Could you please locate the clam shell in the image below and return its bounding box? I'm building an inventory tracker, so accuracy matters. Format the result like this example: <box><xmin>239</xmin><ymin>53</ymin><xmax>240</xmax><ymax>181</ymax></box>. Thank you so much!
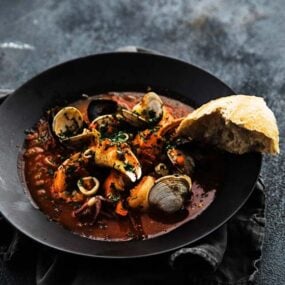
<box><xmin>61</xmin><ymin>128</ymin><xmax>95</xmax><ymax>146</ymax></box>
<box><xmin>133</xmin><ymin>92</ymin><xmax>163</xmax><ymax>123</ymax></box>
<box><xmin>148</xmin><ymin>175</ymin><xmax>192</xmax><ymax>214</ymax></box>
<box><xmin>90</xmin><ymin>114</ymin><xmax>119</xmax><ymax>136</ymax></box>
<box><xmin>52</xmin><ymin>107</ymin><xmax>84</xmax><ymax>140</ymax></box>
<box><xmin>121</xmin><ymin>109</ymin><xmax>148</xmax><ymax>128</ymax></box>
<box><xmin>121</xmin><ymin>92</ymin><xmax>164</xmax><ymax>128</ymax></box>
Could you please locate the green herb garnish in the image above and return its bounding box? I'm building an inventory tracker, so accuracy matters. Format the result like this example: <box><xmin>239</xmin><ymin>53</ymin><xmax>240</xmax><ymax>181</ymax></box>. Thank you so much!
<box><xmin>124</xmin><ymin>162</ymin><xmax>135</xmax><ymax>172</ymax></box>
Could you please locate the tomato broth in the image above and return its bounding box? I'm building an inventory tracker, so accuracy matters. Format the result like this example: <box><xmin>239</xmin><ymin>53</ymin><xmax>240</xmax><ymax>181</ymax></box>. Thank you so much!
<box><xmin>23</xmin><ymin>92</ymin><xmax>224</xmax><ymax>241</ymax></box>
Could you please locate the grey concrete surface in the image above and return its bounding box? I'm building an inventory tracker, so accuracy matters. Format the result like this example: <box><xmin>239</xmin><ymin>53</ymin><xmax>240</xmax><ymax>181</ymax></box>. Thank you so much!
<box><xmin>0</xmin><ymin>0</ymin><xmax>284</xmax><ymax>284</ymax></box>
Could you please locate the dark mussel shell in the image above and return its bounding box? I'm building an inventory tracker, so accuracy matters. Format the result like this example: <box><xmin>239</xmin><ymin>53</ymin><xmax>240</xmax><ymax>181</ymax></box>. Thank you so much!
<box><xmin>167</xmin><ymin>147</ymin><xmax>195</xmax><ymax>176</ymax></box>
<box><xmin>87</xmin><ymin>98</ymin><xmax>118</xmax><ymax>122</ymax></box>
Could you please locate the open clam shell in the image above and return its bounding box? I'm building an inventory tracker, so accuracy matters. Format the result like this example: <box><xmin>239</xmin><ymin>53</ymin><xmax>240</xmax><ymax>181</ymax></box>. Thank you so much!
<box><xmin>90</xmin><ymin>114</ymin><xmax>120</xmax><ymax>136</ymax></box>
<box><xmin>61</xmin><ymin>128</ymin><xmax>95</xmax><ymax>146</ymax></box>
<box><xmin>120</xmin><ymin>109</ymin><xmax>149</xmax><ymax>129</ymax></box>
<box><xmin>52</xmin><ymin>107</ymin><xmax>84</xmax><ymax>140</ymax></box>
<box><xmin>133</xmin><ymin>92</ymin><xmax>163</xmax><ymax>123</ymax></box>
<box><xmin>121</xmin><ymin>92</ymin><xmax>164</xmax><ymax>128</ymax></box>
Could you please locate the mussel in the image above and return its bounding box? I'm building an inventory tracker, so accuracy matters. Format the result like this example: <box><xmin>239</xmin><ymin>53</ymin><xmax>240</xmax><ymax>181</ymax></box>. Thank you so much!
<box><xmin>148</xmin><ymin>174</ymin><xmax>192</xmax><ymax>214</ymax></box>
<box><xmin>121</xmin><ymin>92</ymin><xmax>163</xmax><ymax>128</ymax></box>
<box><xmin>167</xmin><ymin>147</ymin><xmax>195</xmax><ymax>176</ymax></box>
<box><xmin>87</xmin><ymin>98</ymin><xmax>118</xmax><ymax>122</ymax></box>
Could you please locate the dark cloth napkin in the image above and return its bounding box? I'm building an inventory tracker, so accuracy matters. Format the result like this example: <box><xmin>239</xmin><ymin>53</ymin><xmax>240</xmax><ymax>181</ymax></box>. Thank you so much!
<box><xmin>0</xmin><ymin>178</ymin><xmax>265</xmax><ymax>285</ymax></box>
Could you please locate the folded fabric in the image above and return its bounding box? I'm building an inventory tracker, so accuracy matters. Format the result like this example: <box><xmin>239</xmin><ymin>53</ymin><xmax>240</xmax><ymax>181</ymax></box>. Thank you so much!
<box><xmin>0</xmin><ymin>178</ymin><xmax>265</xmax><ymax>285</ymax></box>
<box><xmin>169</xmin><ymin>178</ymin><xmax>265</xmax><ymax>285</ymax></box>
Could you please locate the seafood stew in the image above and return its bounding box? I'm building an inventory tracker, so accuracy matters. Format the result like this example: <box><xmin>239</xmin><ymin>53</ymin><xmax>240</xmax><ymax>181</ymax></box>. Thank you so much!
<box><xmin>23</xmin><ymin>92</ymin><xmax>225</xmax><ymax>241</ymax></box>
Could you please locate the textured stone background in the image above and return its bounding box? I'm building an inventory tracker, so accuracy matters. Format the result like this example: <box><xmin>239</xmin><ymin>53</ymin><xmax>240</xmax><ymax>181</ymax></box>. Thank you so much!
<box><xmin>0</xmin><ymin>0</ymin><xmax>284</xmax><ymax>284</ymax></box>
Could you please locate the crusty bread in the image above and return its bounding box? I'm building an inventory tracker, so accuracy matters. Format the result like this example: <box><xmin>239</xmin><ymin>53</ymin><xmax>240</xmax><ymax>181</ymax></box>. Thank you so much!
<box><xmin>177</xmin><ymin>95</ymin><xmax>279</xmax><ymax>154</ymax></box>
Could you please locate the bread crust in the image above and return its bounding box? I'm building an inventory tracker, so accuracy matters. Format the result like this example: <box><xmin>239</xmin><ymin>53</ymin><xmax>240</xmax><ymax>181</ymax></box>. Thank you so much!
<box><xmin>177</xmin><ymin>95</ymin><xmax>279</xmax><ymax>154</ymax></box>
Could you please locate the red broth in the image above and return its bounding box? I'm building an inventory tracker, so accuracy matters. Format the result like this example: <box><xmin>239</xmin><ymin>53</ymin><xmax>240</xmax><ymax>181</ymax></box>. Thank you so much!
<box><xmin>23</xmin><ymin>92</ymin><xmax>224</xmax><ymax>241</ymax></box>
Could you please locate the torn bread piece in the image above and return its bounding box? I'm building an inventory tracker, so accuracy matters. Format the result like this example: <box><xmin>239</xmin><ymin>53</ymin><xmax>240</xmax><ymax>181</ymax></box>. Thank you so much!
<box><xmin>177</xmin><ymin>95</ymin><xmax>279</xmax><ymax>154</ymax></box>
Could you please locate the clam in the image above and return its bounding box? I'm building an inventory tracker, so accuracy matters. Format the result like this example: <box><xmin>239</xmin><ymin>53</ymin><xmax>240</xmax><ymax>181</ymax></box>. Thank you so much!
<box><xmin>120</xmin><ymin>109</ymin><xmax>149</xmax><ymax>129</ymax></box>
<box><xmin>90</xmin><ymin>114</ymin><xmax>120</xmax><ymax>136</ymax></box>
<box><xmin>52</xmin><ymin>106</ymin><xmax>96</xmax><ymax>146</ymax></box>
<box><xmin>53</xmin><ymin>106</ymin><xmax>84</xmax><ymax>140</ymax></box>
<box><xmin>148</xmin><ymin>174</ymin><xmax>192</xmax><ymax>214</ymax></box>
<box><xmin>121</xmin><ymin>92</ymin><xmax>163</xmax><ymax>128</ymax></box>
<box><xmin>62</xmin><ymin>128</ymin><xmax>96</xmax><ymax>145</ymax></box>
<box><xmin>87</xmin><ymin>98</ymin><xmax>118</xmax><ymax>122</ymax></box>
<box><xmin>133</xmin><ymin>92</ymin><xmax>163</xmax><ymax>122</ymax></box>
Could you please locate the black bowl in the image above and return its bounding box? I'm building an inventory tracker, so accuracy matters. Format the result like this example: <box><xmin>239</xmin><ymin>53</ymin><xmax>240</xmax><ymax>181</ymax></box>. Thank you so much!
<box><xmin>0</xmin><ymin>52</ymin><xmax>261</xmax><ymax>258</ymax></box>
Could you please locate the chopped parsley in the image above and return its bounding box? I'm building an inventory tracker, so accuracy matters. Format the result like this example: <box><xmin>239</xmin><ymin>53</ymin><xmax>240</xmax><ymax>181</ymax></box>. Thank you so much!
<box><xmin>124</xmin><ymin>162</ymin><xmax>135</xmax><ymax>173</ymax></box>
<box><xmin>109</xmin><ymin>191</ymin><xmax>121</xmax><ymax>203</ymax></box>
